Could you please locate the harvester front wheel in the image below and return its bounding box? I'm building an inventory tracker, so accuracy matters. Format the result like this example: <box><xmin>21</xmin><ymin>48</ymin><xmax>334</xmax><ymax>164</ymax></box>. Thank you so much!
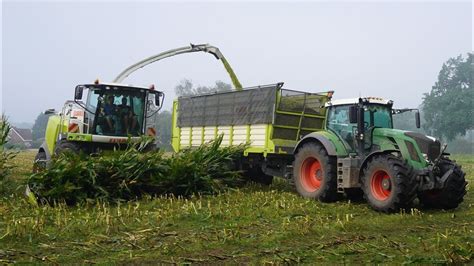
<box><xmin>293</xmin><ymin>143</ymin><xmax>338</xmax><ymax>202</ymax></box>
<box><xmin>54</xmin><ymin>140</ymin><xmax>82</xmax><ymax>155</ymax></box>
<box><xmin>361</xmin><ymin>154</ymin><xmax>417</xmax><ymax>212</ymax></box>
<box><xmin>32</xmin><ymin>151</ymin><xmax>47</xmax><ymax>173</ymax></box>
<box><xmin>418</xmin><ymin>159</ymin><xmax>467</xmax><ymax>209</ymax></box>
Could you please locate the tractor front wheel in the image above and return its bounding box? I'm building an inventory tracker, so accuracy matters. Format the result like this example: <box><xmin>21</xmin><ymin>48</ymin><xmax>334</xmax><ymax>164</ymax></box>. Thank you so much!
<box><xmin>361</xmin><ymin>154</ymin><xmax>417</xmax><ymax>212</ymax></box>
<box><xmin>418</xmin><ymin>159</ymin><xmax>467</xmax><ymax>209</ymax></box>
<box><xmin>293</xmin><ymin>143</ymin><xmax>338</xmax><ymax>202</ymax></box>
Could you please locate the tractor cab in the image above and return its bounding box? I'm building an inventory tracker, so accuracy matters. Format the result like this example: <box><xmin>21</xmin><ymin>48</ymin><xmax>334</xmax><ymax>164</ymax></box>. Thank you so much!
<box><xmin>325</xmin><ymin>97</ymin><xmax>421</xmax><ymax>156</ymax></box>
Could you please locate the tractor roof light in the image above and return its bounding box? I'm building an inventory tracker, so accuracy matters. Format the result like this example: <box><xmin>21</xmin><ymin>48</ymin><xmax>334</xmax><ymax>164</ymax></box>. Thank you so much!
<box><xmin>94</xmin><ymin>79</ymin><xmax>100</xmax><ymax>84</ymax></box>
<box><xmin>149</xmin><ymin>84</ymin><xmax>155</xmax><ymax>91</ymax></box>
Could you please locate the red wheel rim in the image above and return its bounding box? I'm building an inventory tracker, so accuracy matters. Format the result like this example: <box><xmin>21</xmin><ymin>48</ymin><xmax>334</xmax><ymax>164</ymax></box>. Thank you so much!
<box><xmin>300</xmin><ymin>157</ymin><xmax>323</xmax><ymax>192</ymax></box>
<box><xmin>371</xmin><ymin>170</ymin><xmax>392</xmax><ymax>201</ymax></box>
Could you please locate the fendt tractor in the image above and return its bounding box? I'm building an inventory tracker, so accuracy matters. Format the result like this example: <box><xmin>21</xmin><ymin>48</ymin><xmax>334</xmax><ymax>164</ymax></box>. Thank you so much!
<box><xmin>34</xmin><ymin>44</ymin><xmax>241</xmax><ymax>170</ymax></box>
<box><xmin>171</xmin><ymin>83</ymin><xmax>467</xmax><ymax>212</ymax></box>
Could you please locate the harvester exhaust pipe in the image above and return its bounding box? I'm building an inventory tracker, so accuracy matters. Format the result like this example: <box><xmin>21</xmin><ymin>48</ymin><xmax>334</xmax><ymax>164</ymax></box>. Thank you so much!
<box><xmin>113</xmin><ymin>43</ymin><xmax>243</xmax><ymax>91</ymax></box>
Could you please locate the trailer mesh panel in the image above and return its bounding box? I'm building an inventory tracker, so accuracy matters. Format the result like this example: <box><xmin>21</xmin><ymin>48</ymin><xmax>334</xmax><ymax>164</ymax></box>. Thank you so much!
<box><xmin>177</xmin><ymin>85</ymin><xmax>278</xmax><ymax>127</ymax></box>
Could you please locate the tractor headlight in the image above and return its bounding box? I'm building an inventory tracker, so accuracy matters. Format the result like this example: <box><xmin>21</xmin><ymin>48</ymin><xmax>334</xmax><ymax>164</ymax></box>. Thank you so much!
<box><xmin>422</xmin><ymin>153</ymin><xmax>429</xmax><ymax>162</ymax></box>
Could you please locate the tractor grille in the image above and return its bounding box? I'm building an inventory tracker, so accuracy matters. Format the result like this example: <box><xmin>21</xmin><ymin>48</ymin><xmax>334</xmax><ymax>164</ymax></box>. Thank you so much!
<box><xmin>404</xmin><ymin>132</ymin><xmax>441</xmax><ymax>161</ymax></box>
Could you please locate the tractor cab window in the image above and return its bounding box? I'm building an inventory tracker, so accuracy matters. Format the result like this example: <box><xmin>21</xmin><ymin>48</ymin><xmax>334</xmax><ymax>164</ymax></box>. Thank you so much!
<box><xmin>364</xmin><ymin>105</ymin><xmax>392</xmax><ymax>128</ymax></box>
<box><xmin>327</xmin><ymin>105</ymin><xmax>356</xmax><ymax>149</ymax></box>
<box><xmin>327</xmin><ymin>104</ymin><xmax>393</xmax><ymax>150</ymax></box>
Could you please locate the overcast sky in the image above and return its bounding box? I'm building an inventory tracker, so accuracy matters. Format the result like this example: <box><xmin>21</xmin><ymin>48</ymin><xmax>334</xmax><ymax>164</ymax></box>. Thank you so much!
<box><xmin>1</xmin><ymin>1</ymin><xmax>472</xmax><ymax>123</ymax></box>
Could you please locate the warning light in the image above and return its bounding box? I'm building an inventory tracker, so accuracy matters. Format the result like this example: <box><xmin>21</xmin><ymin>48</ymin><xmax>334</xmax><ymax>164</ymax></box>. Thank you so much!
<box><xmin>94</xmin><ymin>79</ymin><xmax>100</xmax><ymax>85</ymax></box>
<box><xmin>149</xmin><ymin>84</ymin><xmax>155</xmax><ymax>90</ymax></box>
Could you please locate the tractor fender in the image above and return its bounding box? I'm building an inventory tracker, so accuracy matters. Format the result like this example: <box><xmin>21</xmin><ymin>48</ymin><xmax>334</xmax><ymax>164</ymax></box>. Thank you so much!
<box><xmin>358</xmin><ymin>149</ymin><xmax>400</xmax><ymax>176</ymax></box>
<box><xmin>294</xmin><ymin>132</ymin><xmax>338</xmax><ymax>156</ymax></box>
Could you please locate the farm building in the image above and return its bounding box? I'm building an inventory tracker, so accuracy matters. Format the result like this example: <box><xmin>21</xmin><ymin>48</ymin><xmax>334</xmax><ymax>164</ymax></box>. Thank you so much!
<box><xmin>8</xmin><ymin>127</ymin><xmax>33</xmax><ymax>148</ymax></box>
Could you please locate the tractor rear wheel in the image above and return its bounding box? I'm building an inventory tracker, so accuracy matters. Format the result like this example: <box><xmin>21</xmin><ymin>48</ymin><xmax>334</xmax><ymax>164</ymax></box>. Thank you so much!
<box><xmin>293</xmin><ymin>143</ymin><xmax>338</xmax><ymax>202</ymax></box>
<box><xmin>418</xmin><ymin>159</ymin><xmax>467</xmax><ymax>209</ymax></box>
<box><xmin>361</xmin><ymin>154</ymin><xmax>417</xmax><ymax>212</ymax></box>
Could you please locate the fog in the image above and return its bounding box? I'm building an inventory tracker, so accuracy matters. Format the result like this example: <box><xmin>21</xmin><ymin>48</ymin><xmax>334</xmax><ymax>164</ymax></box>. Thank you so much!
<box><xmin>2</xmin><ymin>1</ymin><xmax>472</xmax><ymax>124</ymax></box>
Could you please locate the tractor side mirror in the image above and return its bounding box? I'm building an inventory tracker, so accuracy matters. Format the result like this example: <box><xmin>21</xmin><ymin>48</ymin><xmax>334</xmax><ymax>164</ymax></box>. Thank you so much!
<box><xmin>155</xmin><ymin>93</ymin><xmax>161</xmax><ymax>106</ymax></box>
<box><xmin>415</xmin><ymin>110</ymin><xmax>421</xmax><ymax>128</ymax></box>
<box><xmin>349</xmin><ymin>106</ymin><xmax>358</xmax><ymax>123</ymax></box>
<box><xmin>74</xmin><ymin>86</ymin><xmax>84</xmax><ymax>100</ymax></box>
<box><xmin>154</xmin><ymin>92</ymin><xmax>164</xmax><ymax>106</ymax></box>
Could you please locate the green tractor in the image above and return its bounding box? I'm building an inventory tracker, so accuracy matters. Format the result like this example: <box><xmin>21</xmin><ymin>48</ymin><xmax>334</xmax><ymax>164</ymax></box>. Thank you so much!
<box><xmin>293</xmin><ymin>96</ymin><xmax>467</xmax><ymax>212</ymax></box>
<box><xmin>171</xmin><ymin>84</ymin><xmax>467</xmax><ymax>212</ymax></box>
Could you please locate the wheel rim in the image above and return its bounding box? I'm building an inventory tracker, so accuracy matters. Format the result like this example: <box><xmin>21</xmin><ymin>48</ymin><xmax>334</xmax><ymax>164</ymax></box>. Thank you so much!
<box><xmin>300</xmin><ymin>157</ymin><xmax>323</xmax><ymax>192</ymax></box>
<box><xmin>371</xmin><ymin>170</ymin><xmax>392</xmax><ymax>201</ymax></box>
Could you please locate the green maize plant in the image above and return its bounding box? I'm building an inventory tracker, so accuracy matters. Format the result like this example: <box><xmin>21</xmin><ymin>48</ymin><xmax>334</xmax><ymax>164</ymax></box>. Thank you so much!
<box><xmin>27</xmin><ymin>135</ymin><xmax>247</xmax><ymax>204</ymax></box>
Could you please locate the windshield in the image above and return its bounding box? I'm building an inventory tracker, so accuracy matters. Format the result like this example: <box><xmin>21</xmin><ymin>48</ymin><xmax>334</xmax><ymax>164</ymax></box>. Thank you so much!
<box><xmin>85</xmin><ymin>85</ymin><xmax>147</xmax><ymax>136</ymax></box>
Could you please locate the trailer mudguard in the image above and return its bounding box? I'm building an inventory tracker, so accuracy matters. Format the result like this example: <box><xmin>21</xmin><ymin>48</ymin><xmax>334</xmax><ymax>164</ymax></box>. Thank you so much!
<box><xmin>294</xmin><ymin>131</ymin><xmax>348</xmax><ymax>157</ymax></box>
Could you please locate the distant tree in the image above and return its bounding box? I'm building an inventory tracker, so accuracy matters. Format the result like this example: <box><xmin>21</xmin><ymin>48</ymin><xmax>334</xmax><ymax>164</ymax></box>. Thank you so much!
<box><xmin>174</xmin><ymin>79</ymin><xmax>232</xmax><ymax>96</ymax></box>
<box><xmin>32</xmin><ymin>113</ymin><xmax>50</xmax><ymax>141</ymax></box>
<box><xmin>422</xmin><ymin>53</ymin><xmax>473</xmax><ymax>141</ymax></box>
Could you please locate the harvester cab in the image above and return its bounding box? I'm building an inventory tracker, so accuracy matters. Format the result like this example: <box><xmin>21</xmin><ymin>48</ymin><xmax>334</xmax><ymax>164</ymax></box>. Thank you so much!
<box><xmin>34</xmin><ymin>81</ymin><xmax>164</xmax><ymax>171</ymax></box>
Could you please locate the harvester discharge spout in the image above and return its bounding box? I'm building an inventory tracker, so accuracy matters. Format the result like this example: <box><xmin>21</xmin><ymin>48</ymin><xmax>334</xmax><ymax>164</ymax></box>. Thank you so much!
<box><xmin>113</xmin><ymin>43</ymin><xmax>243</xmax><ymax>91</ymax></box>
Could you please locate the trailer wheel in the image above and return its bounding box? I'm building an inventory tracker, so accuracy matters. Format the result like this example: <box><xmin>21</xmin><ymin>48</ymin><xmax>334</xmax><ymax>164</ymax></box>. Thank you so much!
<box><xmin>293</xmin><ymin>143</ymin><xmax>338</xmax><ymax>202</ymax></box>
<box><xmin>32</xmin><ymin>150</ymin><xmax>47</xmax><ymax>173</ymax></box>
<box><xmin>418</xmin><ymin>159</ymin><xmax>467</xmax><ymax>209</ymax></box>
<box><xmin>246</xmin><ymin>167</ymin><xmax>273</xmax><ymax>185</ymax></box>
<box><xmin>54</xmin><ymin>140</ymin><xmax>82</xmax><ymax>155</ymax></box>
<box><xmin>361</xmin><ymin>154</ymin><xmax>417</xmax><ymax>212</ymax></box>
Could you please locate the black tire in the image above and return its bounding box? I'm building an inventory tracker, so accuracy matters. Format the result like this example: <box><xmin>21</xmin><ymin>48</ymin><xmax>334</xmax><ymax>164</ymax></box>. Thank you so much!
<box><xmin>293</xmin><ymin>143</ymin><xmax>338</xmax><ymax>202</ymax></box>
<box><xmin>344</xmin><ymin>188</ymin><xmax>364</xmax><ymax>202</ymax></box>
<box><xmin>418</xmin><ymin>159</ymin><xmax>467</xmax><ymax>210</ymax></box>
<box><xmin>361</xmin><ymin>154</ymin><xmax>417</xmax><ymax>212</ymax></box>
<box><xmin>32</xmin><ymin>150</ymin><xmax>47</xmax><ymax>173</ymax></box>
<box><xmin>54</xmin><ymin>140</ymin><xmax>82</xmax><ymax>155</ymax></box>
<box><xmin>245</xmin><ymin>167</ymin><xmax>273</xmax><ymax>185</ymax></box>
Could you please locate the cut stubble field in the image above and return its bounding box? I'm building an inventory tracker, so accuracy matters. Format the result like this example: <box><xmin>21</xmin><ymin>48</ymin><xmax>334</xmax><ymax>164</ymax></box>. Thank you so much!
<box><xmin>0</xmin><ymin>150</ymin><xmax>472</xmax><ymax>264</ymax></box>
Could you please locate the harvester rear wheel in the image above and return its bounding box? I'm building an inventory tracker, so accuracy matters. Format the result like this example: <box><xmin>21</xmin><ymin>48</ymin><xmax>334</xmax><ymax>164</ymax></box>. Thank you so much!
<box><xmin>293</xmin><ymin>143</ymin><xmax>338</xmax><ymax>202</ymax></box>
<box><xmin>418</xmin><ymin>159</ymin><xmax>467</xmax><ymax>209</ymax></box>
<box><xmin>361</xmin><ymin>154</ymin><xmax>417</xmax><ymax>212</ymax></box>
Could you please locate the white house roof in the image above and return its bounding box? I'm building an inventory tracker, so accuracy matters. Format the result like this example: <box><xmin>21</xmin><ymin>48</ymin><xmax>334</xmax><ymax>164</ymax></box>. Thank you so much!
<box><xmin>325</xmin><ymin>97</ymin><xmax>393</xmax><ymax>107</ymax></box>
